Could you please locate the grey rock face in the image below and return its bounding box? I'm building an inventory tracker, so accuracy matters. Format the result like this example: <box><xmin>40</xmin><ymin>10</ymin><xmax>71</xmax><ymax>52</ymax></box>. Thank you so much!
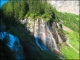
<box><xmin>48</xmin><ymin>0</ymin><xmax>79</xmax><ymax>15</ymax></box>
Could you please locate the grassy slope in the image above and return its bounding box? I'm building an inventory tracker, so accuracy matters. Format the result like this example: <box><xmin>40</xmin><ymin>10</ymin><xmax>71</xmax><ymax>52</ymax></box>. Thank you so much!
<box><xmin>56</xmin><ymin>12</ymin><xmax>79</xmax><ymax>32</ymax></box>
<box><xmin>57</xmin><ymin>12</ymin><xmax>79</xmax><ymax>59</ymax></box>
<box><xmin>65</xmin><ymin>31</ymin><xmax>79</xmax><ymax>51</ymax></box>
<box><xmin>61</xmin><ymin>45</ymin><xmax>79</xmax><ymax>59</ymax></box>
<box><xmin>61</xmin><ymin>31</ymin><xmax>79</xmax><ymax>59</ymax></box>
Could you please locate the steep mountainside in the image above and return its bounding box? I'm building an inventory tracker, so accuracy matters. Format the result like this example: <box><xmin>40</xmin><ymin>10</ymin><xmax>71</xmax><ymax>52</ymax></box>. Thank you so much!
<box><xmin>48</xmin><ymin>0</ymin><xmax>79</xmax><ymax>15</ymax></box>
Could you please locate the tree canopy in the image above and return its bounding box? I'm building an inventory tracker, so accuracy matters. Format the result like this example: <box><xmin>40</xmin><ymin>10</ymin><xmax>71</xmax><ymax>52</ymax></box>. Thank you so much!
<box><xmin>1</xmin><ymin>0</ymin><xmax>57</xmax><ymax>22</ymax></box>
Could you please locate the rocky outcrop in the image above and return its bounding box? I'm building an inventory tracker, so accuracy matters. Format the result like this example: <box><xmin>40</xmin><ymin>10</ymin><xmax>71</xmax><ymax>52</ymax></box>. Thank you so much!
<box><xmin>20</xmin><ymin>17</ymin><xmax>34</xmax><ymax>32</ymax></box>
<box><xmin>20</xmin><ymin>18</ymin><xmax>67</xmax><ymax>59</ymax></box>
<box><xmin>48</xmin><ymin>0</ymin><xmax>79</xmax><ymax>15</ymax></box>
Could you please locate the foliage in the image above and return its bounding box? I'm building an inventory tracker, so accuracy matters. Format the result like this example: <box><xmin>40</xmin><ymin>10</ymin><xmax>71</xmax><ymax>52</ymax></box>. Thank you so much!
<box><xmin>61</xmin><ymin>30</ymin><xmax>79</xmax><ymax>59</ymax></box>
<box><xmin>61</xmin><ymin>45</ymin><xmax>79</xmax><ymax>59</ymax></box>
<box><xmin>56</xmin><ymin>11</ymin><xmax>79</xmax><ymax>59</ymax></box>
<box><xmin>30</xmin><ymin>13</ymin><xmax>35</xmax><ymax>19</ymax></box>
<box><xmin>56</xmin><ymin>12</ymin><xmax>79</xmax><ymax>32</ymax></box>
<box><xmin>1</xmin><ymin>0</ymin><xmax>57</xmax><ymax>23</ymax></box>
<box><xmin>44</xmin><ymin>3</ymin><xmax>56</xmax><ymax>19</ymax></box>
<box><xmin>25</xmin><ymin>11</ymin><xmax>30</xmax><ymax>18</ymax></box>
<box><xmin>28</xmin><ymin>0</ymin><xmax>43</xmax><ymax>15</ymax></box>
<box><xmin>64</xmin><ymin>31</ymin><xmax>79</xmax><ymax>51</ymax></box>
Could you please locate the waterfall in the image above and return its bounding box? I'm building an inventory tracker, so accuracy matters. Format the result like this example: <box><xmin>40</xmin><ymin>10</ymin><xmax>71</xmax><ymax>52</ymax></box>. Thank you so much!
<box><xmin>0</xmin><ymin>32</ymin><xmax>25</xmax><ymax>60</ymax></box>
<box><xmin>34</xmin><ymin>18</ymin><xmax>59</xmax><ymax>52</ymax></box>
<box><xmin>34</xmin><ymin>18</ymin><xmax>65</xmax><ymax>59</ymax></box>
<box><xmin>40</xmin><ymin>18</ymin><xmax>46</xmax><ymax>46</ymax></box>
<box><xmin>46</xmin><ymin>24</ymin><xmax>64</xmax><ymax>59</ymax></box>
<box><xmin>46</xmin><ymin>24</ymin><xmax>59</xmax><ymax>52</ymax></box>
<box><xmin>34</xmin><ymin>19</ymin><xmax>43</xmax><ymax>50</ymax></box>
<box><xmin>34</xmin><ymin>19</ymin><xmax>49</xmax><ymax>51</ymax></box>
<box><xmin>34</xmin><ymin>19</ymin><xmax>38</xmax><ymax>37</ymax></box>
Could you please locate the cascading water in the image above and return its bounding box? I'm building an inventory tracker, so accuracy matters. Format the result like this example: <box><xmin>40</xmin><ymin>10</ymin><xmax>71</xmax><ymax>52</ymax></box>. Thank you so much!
<box><xmin>46</xmin><ymin>24</ymin><xmax>59</xmax><ymax>52</ymax></box>
<box><xmin>34</xmin><ymin>19</ymin><xmax>43</xmax><ymax>50</ymax></box>
<box><xmin>34</xmin><ymin>18</ymin><xmax>64</xmax><ymax>59</ymax></box>
<box><xmin>34</xmin><ymin>19</ymin><xmax>38</xmax><ymax>38</ymax></box>
<box><xmin>46</xmin><ymin>24</ymin><xmax>64</xmax><ymax>60</ymax></box>
<box><xmin>39</xmin><ymin>18</ymin><xmax>46</xmax><ymax>46</ymax></box>
<box><xmin>34</xmin><ymin>19</ymin><xmax>49</xmax><ymax>51</ymax></box>
<box><xmin>34</xmin><ymin>18</ymin><xmax>59</xmax><ymax>51</ymax></box>
<box><xmin>0</xmin><ymin>32</ymin><xmax>25</xmax><ymax>60</ymax></box>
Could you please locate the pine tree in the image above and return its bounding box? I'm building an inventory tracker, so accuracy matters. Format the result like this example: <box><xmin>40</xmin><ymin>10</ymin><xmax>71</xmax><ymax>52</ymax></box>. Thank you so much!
<box><xmin>19</xmin><ymin>0</ymin><xmax>25</xmax><ymax>19</ymax></box>
<box><xmin>6</xmin><ymin>1</ymin><xmax>13</xmax><ymax>17</ymax></box>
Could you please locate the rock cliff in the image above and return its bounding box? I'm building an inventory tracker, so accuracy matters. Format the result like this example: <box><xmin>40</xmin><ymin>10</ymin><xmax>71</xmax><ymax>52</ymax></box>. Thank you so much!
<box><xmin>48</xmin><ymin>0</ymin><xmax>79</xmax><ymax>15</ymax></box>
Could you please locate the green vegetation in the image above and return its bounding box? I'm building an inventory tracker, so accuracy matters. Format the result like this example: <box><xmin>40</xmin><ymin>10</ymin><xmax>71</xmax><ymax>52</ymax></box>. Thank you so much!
<box><xmin>0</xmin><ymin>0</ymin><xmax>60</xmax><ymax>57</ymax></box>
<box><xmin>64</xmin><ymin>31</ymin><xmax>79</xmax><ymax>51</ymax></box>
<box><xmin>56</xmin><ymin>12</ymin><xmax>79</xmax><ymax>32</ymax></box>
<box><xmin>0</xmin><ymin>0</ymin><xmax>79</xmax><ymax>59</ymax></box>
<box><xmin>2</xmin><ymin>0</ymin><xmax>28</xmax><ymax>20</ymax></box>
<box><xmin>57</xmin><ymin>11</ymin><xmax>79</xmax><ymax>59</ymax></box>
<box><xmin>61</xmin><ymin>29</ymin><xmax>79</xmax><ymax>59</ymax></box>
<box><xmin>56</xmin><ymin>8</ymin><xmax>79</xmax><ymax>59</ymax></box>
<box><xmin>61</xmin><ymin>45</ymin><xmax>79</xmax><ymax>59</ymax></box>
<box><xmin>1</xmin><ymin>0</ymin><xmax>57</xmax><ymax>23</ymax></box>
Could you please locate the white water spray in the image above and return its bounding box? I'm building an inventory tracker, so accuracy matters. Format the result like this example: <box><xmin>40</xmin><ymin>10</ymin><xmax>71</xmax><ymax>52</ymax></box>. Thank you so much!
<box><xmin>46</xmin><ymin>25</ymin><xmax>59</xmax><ymax>52</ymax></box>
<box><xmin>34</xmin><ymin>19</ymin><xmax>44</xmax><ymax>50</ymax></box>
<box><xmin>34</xmin><ymin>19</ymin><xmax>49</xmax><ymax>51</ymax></box>
<box><xmin>34</xmin><ymin>19</ymin><xmax>38</xmax><ymax>37</ymax></box>
<box><xmin>40</xmin><ymin>18</ymin><xmax>46</xmax><ymax>46</ymax></box>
